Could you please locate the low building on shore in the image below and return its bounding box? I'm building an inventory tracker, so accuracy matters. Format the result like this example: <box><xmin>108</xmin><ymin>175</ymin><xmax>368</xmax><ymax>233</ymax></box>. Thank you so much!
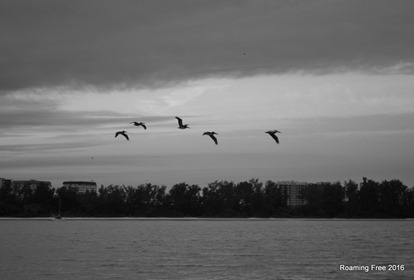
<box><xmin>0</xmin><ymin>178</ymin><xmax>12</xmax><ymax>189</ymax></box>
<box><xmin>12</xmin><ymin>179</ymin><xmax>52</xmax><ymax>192</ymax></box>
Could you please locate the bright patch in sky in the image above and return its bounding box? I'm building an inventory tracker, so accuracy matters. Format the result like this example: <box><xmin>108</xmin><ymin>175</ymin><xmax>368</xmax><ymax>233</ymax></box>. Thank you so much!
<box><xmin>56</xmin><ymin>72</ymin><xmax>414</xmax><ymax>122</ymax></box>
<box><xmin>2</xmin><ymin>72</ymin><xmax>414</xmax><ymax>187</ymax></box>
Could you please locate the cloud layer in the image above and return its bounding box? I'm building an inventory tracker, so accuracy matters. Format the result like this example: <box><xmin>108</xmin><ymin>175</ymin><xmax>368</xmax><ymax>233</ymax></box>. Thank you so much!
<box><xmin>2</xmin><ymin>0</ymin><xmax>414</xmax><ymax>91</ymax></box>
<box><xmin>2</xmin><ymin>1</ymin><xmax>414</xmax><ymax>187</ymax></box>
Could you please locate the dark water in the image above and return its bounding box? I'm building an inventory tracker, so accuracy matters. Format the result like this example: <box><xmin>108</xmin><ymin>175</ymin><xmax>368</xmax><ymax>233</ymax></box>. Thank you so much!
<box><xmin>0</xmin><ymin>219</ymin><xmax>413</xmax><ymax>280</ymax></box>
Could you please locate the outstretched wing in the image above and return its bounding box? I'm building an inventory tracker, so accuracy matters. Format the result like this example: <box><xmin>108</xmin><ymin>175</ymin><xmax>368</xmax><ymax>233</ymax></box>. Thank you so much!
<box><xmin>209</xmin><ymin>134</ymin><xmax>218</xmax><ymax>145</ymax></box>
<box><xmin>269</xmin><ymin>133</ymin><xmax>279</xmax><ymax>144</ymax></box>
<box><xmin>141</xmin><ymin>123</ymin><xmax>147</xmax><ymax>130</ymax></box>
<box><xmin>122</xmin><ymin>133</ymin><xmax>129</xmax><ymax>141</ymax></box>
<box><xmin>115</xmin><ymin>132</ymin><xmax>120</xmax><ymax>138</ymax></box>
<box><xmin>175</xmin><ymin>117</ymin><xmax>183</xmax><ymax>126</ymax></box>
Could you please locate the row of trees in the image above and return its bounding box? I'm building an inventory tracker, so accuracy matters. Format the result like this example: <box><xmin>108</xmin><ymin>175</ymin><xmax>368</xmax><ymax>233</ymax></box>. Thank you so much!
<box><xmin>0</xmin><ymin>178</ymin><xmax>413</xmax><ymax>218</ymax></box>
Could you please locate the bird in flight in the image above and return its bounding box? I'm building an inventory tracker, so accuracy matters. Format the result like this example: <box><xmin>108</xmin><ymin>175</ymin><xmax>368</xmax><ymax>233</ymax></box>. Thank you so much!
<box><xmin>115</xmin><ymin>130</ymin><xmax>129</xmax><ymax>141</ymax></box>
<box><xmin>265</xmin><ymin>130</ymin><xmax>281</xmax><ymax>144</ymax></box>
<box><xmin>203</xmin><ymin>131</ymin><xmax>219</xmax><ymax>145</ymax></box>
<box><xmin>130</xmin><ymin>122</ymin><xmax>147</xmax><ymax>129</ymax></box>
<box><xmin>175</xmin><ymin>117</ymin><xmax>190</xmax><ymax>129</ymax></box>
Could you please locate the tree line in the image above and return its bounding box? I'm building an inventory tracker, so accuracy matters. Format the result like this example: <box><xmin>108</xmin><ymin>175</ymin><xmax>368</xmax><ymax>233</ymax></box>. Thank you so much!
<box><xmin>0</xmin><ymin>177</ymin><xmax>413</xmax><ymax>218</ymax></box>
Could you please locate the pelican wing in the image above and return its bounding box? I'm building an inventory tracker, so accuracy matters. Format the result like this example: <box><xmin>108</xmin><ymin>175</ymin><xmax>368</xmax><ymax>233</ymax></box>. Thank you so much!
<box><xmin>115</xmin><ymin>131</ymin><xmax>129</xmax><ymax>140</ymax></box>
<box><xmin>175</xmin><ymin>117</ymin><xmax>183</xmax><ymax>126</ymax></box>
<box><xmin>269</xmin><ymin>133</ymin><xmax>279</xmax><ymax>144</ymax></box>
<box><xmin>209</xmin><ymin>134</ymin><xmax>218</xmax><ymax>145</ymax></box>
<box><xmin>141</xmin><ymin>123</ymin><xmax>147</xmax><ymax>130</ymax></box>
<box><xmin>266</xmin><ymin>130</ymin><xmax>281</xmax><ymax>134</ymax></box>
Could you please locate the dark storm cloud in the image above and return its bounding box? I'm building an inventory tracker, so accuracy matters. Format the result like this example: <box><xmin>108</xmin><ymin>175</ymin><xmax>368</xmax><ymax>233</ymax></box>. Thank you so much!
<box><xmin>1</xmin><ymin>0</ymin><xmax>414</xmax><ymax>91</ymax></box>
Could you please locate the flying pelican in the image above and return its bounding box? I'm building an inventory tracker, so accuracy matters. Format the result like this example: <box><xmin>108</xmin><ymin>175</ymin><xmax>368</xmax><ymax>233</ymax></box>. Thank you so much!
<box><xmin>203</xmin><ymin>131</ymin><xmax>219</xmax><ymax>145</ymax></box>
<box><xmin>115</xmin><ymin>130</ymin><xmax>129</xmax><ymax>141</ymax></box>
<box><xmin>130</xmin><ymin>122</ymin><xmax>147</xmax><ymax>129</ymax></box>
<box><xmin>175</xmin><ymin>117</ymin><xmax>189</xmax><ymax>129</ymax></box>
<box><xmin>265</xmin><ymin>130</ymin><xmax>281</xmax><ymax>144</ymax></box>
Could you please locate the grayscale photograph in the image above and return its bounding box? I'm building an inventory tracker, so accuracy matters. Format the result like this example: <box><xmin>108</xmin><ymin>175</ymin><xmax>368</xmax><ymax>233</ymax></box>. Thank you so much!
<box><xmin>1</xmin><ymin>0</ymin><xmax>413</xmax><ymax>279</ymax></box>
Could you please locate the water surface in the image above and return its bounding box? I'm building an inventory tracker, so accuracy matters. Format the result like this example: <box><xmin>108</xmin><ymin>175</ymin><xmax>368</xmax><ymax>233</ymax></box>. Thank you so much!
<box><xmin>0</xmin><ymin>218</ymin><xmax>413</xmax><ymax>280</ymax></box>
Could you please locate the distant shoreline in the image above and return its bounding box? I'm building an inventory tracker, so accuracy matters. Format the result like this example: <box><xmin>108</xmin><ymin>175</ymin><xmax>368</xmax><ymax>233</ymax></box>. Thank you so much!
<box><xmin>1</xmin><ymin>217</ymin><xmax>412</xmax><ymax>221</ymax></box>
<box><xmin>2</xmin><ymin>178</ymin><xmax>413</xmax><ymax>218</ymax></box>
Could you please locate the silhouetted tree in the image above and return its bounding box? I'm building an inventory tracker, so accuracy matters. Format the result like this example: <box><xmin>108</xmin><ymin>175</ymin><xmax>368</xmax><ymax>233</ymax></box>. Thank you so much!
<box><xmin>262</xmin><ymin>180</ymin><xmax>288</xmax><ymax>217</ymax></box>
<box><xmin>98</xmin><ymin>185</ymin><xmax>127</xmax><ymax>216</ymax></box>
<box><xmin>166</xmin><ymin>183</ymin><xmax>201</xmax><ymax>216</ymax></box>
<box><xmin>125</xmin><ymin>183</ymin><xmax>167</xmax><ymax>216</ymax></box>
<box><xmin>344</xmin><ymin>180</ymin><xmax>360</xmax><ymax>217</ymax></box>
<box><xmin>322</xmin><ymin>181</ymin><xmax>344</xmax><ymax>217</ymax></box>
<box><xmin>404</xmin><ymin>187</ymin><xmax>414</xmax><ymax>217</ymax></box>
<box><xmin>378</xmin><ymin>179</ymin><xmax>407</xmax><ymax>217</ymax></box>
<box><xmin>201</xmin><ymin>181</ymin><xmax>238</xmax><ymax>217</ymax></box>
<box><xmin>56</xmin><ymin>186</ymin><xmax>81</xmax><ymax>216</ymax></box>
<box><xmin>0</xmin><ymin>181</ymin><xmax>19</xmax><ymax>215</ymax></box>
<box><xmin>78</xmin><ymin>190</ymin><xmax>99</xmax><ymax>216</ymax></box>
<box><xmin>302</xmin><ymin>183</ymin><xmax>324</xmax><ymax>217</ymax></box>
<box><xmin>359</xmin><ymin>177</ymin><xmax>380</xmax><ymax>217</ymax></box>
<box><xmin>234</xmin><ymin>179</ymin><xmax>264</xmax><ymax>217</ymax></box>
<box><xmin>30</xmin><ymin>183</ymin><xmax>55</xmax><ymax>216</ymax></box>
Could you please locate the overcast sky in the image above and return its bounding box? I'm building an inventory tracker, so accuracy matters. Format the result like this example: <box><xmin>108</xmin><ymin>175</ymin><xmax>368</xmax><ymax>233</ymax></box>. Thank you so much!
<box><xmin>1</xmin><ymin>0</ymin><xmax>414</xmax><ymax>188</ymax></box>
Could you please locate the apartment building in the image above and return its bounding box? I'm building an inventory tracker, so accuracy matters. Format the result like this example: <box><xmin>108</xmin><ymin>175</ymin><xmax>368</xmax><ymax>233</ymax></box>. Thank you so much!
<box><xmin>276</xmin><ymin>181</ymin><xmax>308</xmax><ymax>206</ymax></box>
<box><xmin>62</xmin><ymin>181</ymin><xmax>97</xmax><ymax>194</ymax></box>
<box><xmin>12</xmin><ymin>179</ymin><xmax>52</xmax><ymax>192</ymax></box>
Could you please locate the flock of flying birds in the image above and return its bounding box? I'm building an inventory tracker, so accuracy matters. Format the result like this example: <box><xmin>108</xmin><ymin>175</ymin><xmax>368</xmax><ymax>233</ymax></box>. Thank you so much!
<box><xmin>115</xmin><ymin>116</ymin><xmax>281</xmax><ymax>145</ymax></box>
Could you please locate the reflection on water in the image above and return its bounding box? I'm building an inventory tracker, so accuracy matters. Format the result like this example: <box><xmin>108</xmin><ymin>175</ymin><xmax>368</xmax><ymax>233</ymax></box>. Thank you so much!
<box><xmin>0</xmin><ymin>219</ymin><xmax>413</xmax><ymax>280</ymax></box>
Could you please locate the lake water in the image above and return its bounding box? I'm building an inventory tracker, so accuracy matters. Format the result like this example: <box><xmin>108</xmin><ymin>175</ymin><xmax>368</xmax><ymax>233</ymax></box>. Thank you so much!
<box><xmin>0</xmin><ymin>219</ymin><xmax>413</xmax><ymax>280</ymax></box>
